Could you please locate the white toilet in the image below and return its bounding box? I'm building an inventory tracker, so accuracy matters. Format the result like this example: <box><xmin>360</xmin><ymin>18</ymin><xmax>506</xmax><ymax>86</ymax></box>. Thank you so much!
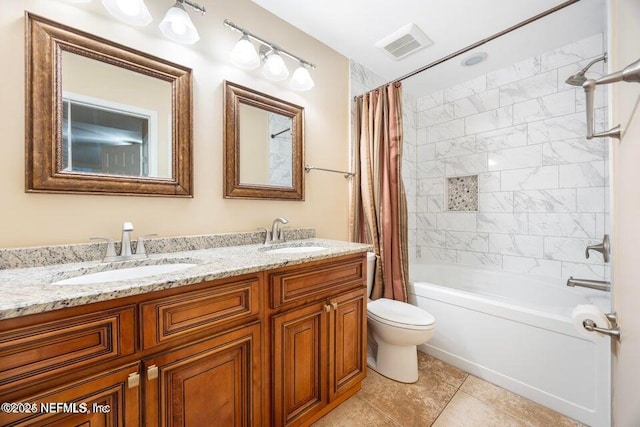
<box><xmin>366</xmin><ymin>252</ymin><xmax>435</xmax><ymax>383</ymax></box>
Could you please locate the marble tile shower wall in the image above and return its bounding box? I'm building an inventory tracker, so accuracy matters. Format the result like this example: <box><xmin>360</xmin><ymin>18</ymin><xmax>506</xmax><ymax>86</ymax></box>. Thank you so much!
<box><xmin>412</xmin><ymin>33</ymin><xmax>610</xmax><ymax>282</ymax></box>
<box><xmin>349</xmin><ymin>60</ymin><xmax>418</xmax><ymax>259</ymax></box>
<box><xmin>269</xmin><ymin>113</ymin><xmax>293</xmax><ymax>186</ymax></box>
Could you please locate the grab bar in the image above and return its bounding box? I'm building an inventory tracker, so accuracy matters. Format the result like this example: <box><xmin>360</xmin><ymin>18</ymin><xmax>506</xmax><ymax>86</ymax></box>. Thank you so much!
<box><xmin>582</xmin><ymin>56</ymin><xmax>640</xmax><ymax>139</ymax></box>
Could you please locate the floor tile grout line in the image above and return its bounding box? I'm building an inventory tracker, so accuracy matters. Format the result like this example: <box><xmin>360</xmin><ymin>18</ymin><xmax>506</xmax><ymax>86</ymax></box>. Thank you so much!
<box><xmin>355</xmin><ymin>395</ymin><xmax>404</xmax><ymax>427</ymax></box>
<box><xmin>459</xmin><ymin>375</ymin><xmax>582</xmax><ymax>427</ymax></box>
<box><xmin>429</xmin><ymin>372</ymin><xmax>470</xmax><ymax>426</ymax></box>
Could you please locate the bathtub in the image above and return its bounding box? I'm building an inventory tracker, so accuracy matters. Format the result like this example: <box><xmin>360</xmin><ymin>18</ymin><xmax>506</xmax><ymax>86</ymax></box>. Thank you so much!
<box><xmin>408</xmin><ymin>263</ymin><xmax>611</xmax><ymax>427</ymax></box>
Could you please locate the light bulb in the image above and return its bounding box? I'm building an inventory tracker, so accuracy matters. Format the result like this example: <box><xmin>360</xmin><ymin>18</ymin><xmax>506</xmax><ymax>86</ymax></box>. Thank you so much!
<box><xmin>101</xmin><ymin>0</ymin><xmax>152</xmax><ymax>26</ymax></box>
<box><xmin>262</xmin><ymin>51</ymin><xmax>289</xmax><ymax>81</ymax></box>
<box><xmin>230</xmin><ymin>36</ymin><xmax>260</xmax><ymax>70</ymax></box>
<box><xmin>159</xmin><ymin>4</ymin><xmax>200</xmax><ymax>44</ymax></box>
<box><xmin>289</xmin><ymin>64</ymin><xmax>315</xmax><ymax>91</ymax></box>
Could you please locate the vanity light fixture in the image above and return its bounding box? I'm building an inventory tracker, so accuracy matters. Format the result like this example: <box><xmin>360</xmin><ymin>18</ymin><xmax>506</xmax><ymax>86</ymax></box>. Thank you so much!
<box><xmin>289</xmin><ymin>62</ymin><xmax>315</xmax><ymax>91</ymax></box>
<box><xmin>229</xmin><ymin>34</ymin><xmax>260</xmax><ymax>70</ymax></box>
<box><xmin>101</xmin><ymin>0</ymin><xmax>152</xmax><ymax>27</ymax></box>
<box><xmin>262</xmin><ymin>49</ymin><xmax>290</xmax><ymax>81</ymax></box>
<box><xmin>224</xmin><ymin>19</ymin><xmax>316</xmax><ymax>91</ymax></box>
<box><xmin>159</xmin><ymin>0</ymin><xmax>206</xmax><ymax>45</ymax></box>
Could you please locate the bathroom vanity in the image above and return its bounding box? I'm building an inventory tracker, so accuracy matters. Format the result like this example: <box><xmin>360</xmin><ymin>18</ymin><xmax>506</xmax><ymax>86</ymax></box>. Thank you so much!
<box><xmin>0</xmin><ymin>236</ymin><xmax>370</xmax><ymax>426</ymax></box>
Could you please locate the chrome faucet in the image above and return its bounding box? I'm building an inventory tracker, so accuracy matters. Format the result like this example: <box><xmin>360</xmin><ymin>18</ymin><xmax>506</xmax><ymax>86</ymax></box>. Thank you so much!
<box><xmin>566</xmin><ymin>277</ymin><xmax>611</xmax><ymax>292</ymax></box>
<box><xmin>91</xmin><ymin>222</ymin><xmax>155</xmax><ymax>262</ymax></box>
<box><xmin>262</xmin><ymin>217</ymin><xmax>289</xmax><ymax>245</ymax></box>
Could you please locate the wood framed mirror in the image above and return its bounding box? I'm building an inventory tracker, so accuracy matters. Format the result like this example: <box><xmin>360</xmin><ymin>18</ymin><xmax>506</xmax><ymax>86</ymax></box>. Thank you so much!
<box><xmin>25</xmin><ymin>13</ymin><xmax>192</xmax><ymax>197</ymax></box>
<box><xmin>224</xmin><ymin>81</ymin><xmax>304</xmax><ymax>200</ymax></box>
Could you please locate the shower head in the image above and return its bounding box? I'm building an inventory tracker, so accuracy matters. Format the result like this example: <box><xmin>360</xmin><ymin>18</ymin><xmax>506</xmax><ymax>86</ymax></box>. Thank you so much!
<box><xmin>565</xmin><ymin>73</ymin><xmax>589</xmax><ymax>86</ymax></box>
<box><xmin>564</xmin><ymin>53</ymin><xmax>608</xmax><ymax>86</ymax></box>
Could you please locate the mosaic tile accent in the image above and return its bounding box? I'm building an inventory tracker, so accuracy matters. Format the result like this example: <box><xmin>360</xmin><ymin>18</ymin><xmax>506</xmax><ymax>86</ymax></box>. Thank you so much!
<box><xmin>447</xmin><ymin>175</ymin><xmax>479</xmax><ymax>211</ymax></box>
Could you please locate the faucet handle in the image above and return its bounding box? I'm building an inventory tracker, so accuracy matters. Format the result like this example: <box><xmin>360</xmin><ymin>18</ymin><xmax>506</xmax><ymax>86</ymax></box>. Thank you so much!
<box><xmin>278</xmin><ymin>226</ymin><xmax>290</xmax><ymax>241</ymax></box>
<box><xmin>90</xmin><ymin>237</ymin><xmax>117</xmax><ymax>260</ymax></box>
<box><xmin>257</xmin><ymin>228</ymin><xmax>271</xmax><ymax>245</ymax></box>
<box><xmin>135</xmin><ymin>234</ymin><xmax>158</xmax><ymax>256</ymax></box>
<box><xmin>585</xmin><ymin>234</ymin><xmax>610</xmax><ymax>263</ymax></box>
<box><xmin>122</xmin><ymin>222</ymin><xmax>134</xmax><ymax>232</ymax></box>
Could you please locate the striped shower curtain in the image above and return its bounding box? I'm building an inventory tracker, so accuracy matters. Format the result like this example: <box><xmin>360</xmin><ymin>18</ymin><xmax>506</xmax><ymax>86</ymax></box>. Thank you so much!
<box><xmin>350</xmin><ymin>82</ymin><xmax>409</xmax><ymax>302</ymax></box>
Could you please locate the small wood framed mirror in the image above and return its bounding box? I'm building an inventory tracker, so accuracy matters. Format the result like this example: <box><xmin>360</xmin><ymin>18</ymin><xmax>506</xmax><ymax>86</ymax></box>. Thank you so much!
<box><xmin>25</xmin><ymin>13</ymin><xmax>193</xmax><ymax>197</ymax></box>
<box><xmin>223</xmin><ymin>81</ymin><xmax>304</xmax><ymax>200</ymax></box>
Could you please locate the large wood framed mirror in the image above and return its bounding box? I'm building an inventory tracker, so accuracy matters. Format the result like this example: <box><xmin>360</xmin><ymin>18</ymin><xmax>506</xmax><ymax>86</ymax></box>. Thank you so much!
<box><xmin>224</xmin><ymin>81</ymin><xmax>304</xmax><ymax>200</ymax></box>
<box><xmin>25</xmin><ymin>13</ymin><xmax>192</xmax><ymax>196</ymax></box>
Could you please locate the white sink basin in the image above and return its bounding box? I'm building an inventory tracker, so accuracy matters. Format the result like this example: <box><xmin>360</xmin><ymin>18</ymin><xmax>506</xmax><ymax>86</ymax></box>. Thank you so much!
<box><xmin>266</xmin><ymin>246</ymin><xmax>327</xmax><ymax>254</ymax></box>
<box><xmin>51</xmin><ymin>263</ymin><xmax>198</xmax><ymax>286</ymax></box>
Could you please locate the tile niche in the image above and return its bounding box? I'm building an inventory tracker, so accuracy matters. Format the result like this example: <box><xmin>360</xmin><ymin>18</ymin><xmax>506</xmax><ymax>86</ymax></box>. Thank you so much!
<box><xmin>447</xmin><ymin>175</ymin><xmax>478</xmax><ymax>211</ymax></box>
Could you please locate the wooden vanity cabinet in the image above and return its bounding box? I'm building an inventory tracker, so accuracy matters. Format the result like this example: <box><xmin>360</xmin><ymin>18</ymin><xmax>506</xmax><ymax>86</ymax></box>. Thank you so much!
<box><xmin>268</xmin><ymin>255</ymin><xmax>368</xmax><ymax>427</ymax></box>
<box><xmin>0</xmin><ymin>273</ymin><xmax>262</xmax><ymax>427</ymax></box>
<box><xmin>0</xmin><ymin>252</ymin><xmax>367</xmax><ymax>427</ymax></box>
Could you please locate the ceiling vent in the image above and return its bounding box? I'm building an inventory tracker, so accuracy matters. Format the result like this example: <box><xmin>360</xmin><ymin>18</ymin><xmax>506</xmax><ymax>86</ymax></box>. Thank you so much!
<box><xmin>375</xmin><ymin>23</ymin><xmax>433</xmax><ymax>61</ymax></box>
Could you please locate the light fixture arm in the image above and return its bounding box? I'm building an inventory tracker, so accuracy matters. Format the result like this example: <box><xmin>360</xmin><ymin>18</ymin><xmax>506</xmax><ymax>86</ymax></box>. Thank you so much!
<box><xmin>583</xmin><ymin>57</ymin><xmax>640</xmax><ymax>139</ymax></box>
<box><xmin>178</xmin><ymin>0</ymin><xmax>205</xmax><ymax>14</ymax></box>
<box><xmin>224</xmin><ymin>19</ymin><xmax>315</xmax><ymax>69</ymax></box>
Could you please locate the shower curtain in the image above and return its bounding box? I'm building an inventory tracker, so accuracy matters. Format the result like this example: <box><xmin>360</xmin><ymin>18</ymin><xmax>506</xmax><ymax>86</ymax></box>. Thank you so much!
<box><xmin>350</xmin><ymin>82</ymin><xmax>409</xmax><ymax>302</ymax></box>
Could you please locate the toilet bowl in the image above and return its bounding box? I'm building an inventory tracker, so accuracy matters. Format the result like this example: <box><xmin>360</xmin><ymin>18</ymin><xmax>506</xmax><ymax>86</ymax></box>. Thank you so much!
<box><xmin>366</xmin><ymin>252</ymin><xmax>435</xmax><ymax>383</ymax></box>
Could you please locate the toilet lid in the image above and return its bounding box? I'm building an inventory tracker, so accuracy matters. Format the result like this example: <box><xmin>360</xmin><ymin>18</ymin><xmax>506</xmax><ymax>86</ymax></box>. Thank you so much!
<box><xmin>368</xmin><ymin>298</ymin><xmax>435</xmax><ymax>329</ymax></box>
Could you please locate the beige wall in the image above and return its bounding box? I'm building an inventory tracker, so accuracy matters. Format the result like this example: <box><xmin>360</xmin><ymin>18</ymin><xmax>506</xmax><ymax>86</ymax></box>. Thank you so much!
<box><xmin>0</xmin><ymin>0</ymin><xmax>350</xmax><ymax>247</ymax></box>
<box><xmin>610</xmin><ymin>0</ymin><xmax>640</xmax><ymax>425</ymax></box>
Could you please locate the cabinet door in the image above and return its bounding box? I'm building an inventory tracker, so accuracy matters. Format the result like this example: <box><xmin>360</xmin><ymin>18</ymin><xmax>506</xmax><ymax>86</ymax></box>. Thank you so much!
<box><xmin>0</xmin><ymin>363</ymin><xmax>140</xmax><ymax>427</ymax></box>
<box><xmin>272</xmin><ymin>301</ymin><xmax>329</xmax><ymax>427</ymax></box>
<box><xmin>144</xmin><ymin>323</ymin><xmax>261</xmax><ymax>427</ymax></box>
<box><xmin>329</xmin><ymin>288</ymin><xmax>367</xmax><ymax>402</ymax></box>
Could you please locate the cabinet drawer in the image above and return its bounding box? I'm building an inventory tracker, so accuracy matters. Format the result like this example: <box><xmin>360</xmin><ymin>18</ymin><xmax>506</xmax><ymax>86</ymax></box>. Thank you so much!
<box><xmin>269</xmin><ymin>256</ymin><xmax>365</xmax><ymax>308</ymax></box>
<box><xmin>0</xmin><ymin>306</ymin><xmax>135</xmax><ymax>394</ymax></box>
<box><xmin>140</xmin><ymin>276</ymin><xmax>260</xmax><ymax>349</ymax></box>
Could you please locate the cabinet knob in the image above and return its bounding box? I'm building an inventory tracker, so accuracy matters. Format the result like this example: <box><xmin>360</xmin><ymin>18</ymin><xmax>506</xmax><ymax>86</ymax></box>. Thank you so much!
<box><xmin>147</xmin><ymin>364</ymin><xmax>159</xmax><ymax>381</ymax></box>
<box><xmin>331</xmin><ymin>302</ymin><xmax>338</xmax><ymax>310</ymax></box>
<box><xmin>324</xmin><ymin>304</ymin><xmax>331</xmax><ymax>312</ymax></box>
<box><xmin>127</xmin><ymin>372</ymin><xmax>140</xmax><ymax>389</ymax></box>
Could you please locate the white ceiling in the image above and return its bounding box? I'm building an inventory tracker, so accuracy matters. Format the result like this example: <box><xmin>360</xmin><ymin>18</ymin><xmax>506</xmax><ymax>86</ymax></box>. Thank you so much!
<box><xmin>251</xmin><ymin>0</ymin><xmax>607</xmax><ymax>97</ymax></box>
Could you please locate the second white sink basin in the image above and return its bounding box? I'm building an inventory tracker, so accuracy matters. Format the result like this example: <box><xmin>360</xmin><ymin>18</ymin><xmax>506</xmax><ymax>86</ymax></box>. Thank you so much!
<box><xmin>266</xmin><ymin>246</ymin><xmax>327</xmax><ymax>254</ymax></box>
<box><xmin>51</xmin><ymin>263</ymin><xmax>198</xmax><ymax>286</ymax></box>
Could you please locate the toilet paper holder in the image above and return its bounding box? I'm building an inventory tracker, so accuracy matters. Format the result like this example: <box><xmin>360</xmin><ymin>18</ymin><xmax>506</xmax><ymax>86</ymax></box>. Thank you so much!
<box><xmin>583</xmin><ymin>312</ymin><xmax>620</xmax><ymax>340</ymax></box>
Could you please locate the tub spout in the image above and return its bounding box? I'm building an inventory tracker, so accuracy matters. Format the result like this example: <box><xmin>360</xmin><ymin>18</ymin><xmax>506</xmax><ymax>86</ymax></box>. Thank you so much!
<box><xmin>566</xmin><ymin>277</ymin><xmax>611</xmax><ymax>292</ymax></box>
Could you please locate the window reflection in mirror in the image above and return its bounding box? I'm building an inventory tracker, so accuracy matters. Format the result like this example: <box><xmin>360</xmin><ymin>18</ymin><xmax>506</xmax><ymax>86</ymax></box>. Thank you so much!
<box><xmin>60</xmin><ymin>50</ymin><xmax>172</xmax><ymax>179</ymax></box>
<box><xmin>239</xmin><ymin>104</ymin><xmax>293</xmax><ymax>187</ymax></box>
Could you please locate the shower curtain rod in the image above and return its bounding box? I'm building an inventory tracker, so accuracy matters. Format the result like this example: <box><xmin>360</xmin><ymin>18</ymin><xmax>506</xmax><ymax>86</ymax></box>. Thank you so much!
<box><xmin>369</xmin><ymin>0</ymin><xmax>581</xmax><ymax>92</ymax></box>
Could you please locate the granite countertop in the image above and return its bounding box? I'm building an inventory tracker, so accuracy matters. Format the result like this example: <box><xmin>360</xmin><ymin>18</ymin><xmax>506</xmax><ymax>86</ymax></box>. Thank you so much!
<box><xmin>0</xmin><ymin>238</ymin><xmax>371</xmax><ymax>320</ymax></box>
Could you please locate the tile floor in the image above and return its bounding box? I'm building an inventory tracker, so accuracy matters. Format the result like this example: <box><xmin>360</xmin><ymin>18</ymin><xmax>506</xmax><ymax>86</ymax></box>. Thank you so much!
<box><xmin>313</xmin><ymin>352</ymin><xmax>584</xmax><ymax>427</ymax></box>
